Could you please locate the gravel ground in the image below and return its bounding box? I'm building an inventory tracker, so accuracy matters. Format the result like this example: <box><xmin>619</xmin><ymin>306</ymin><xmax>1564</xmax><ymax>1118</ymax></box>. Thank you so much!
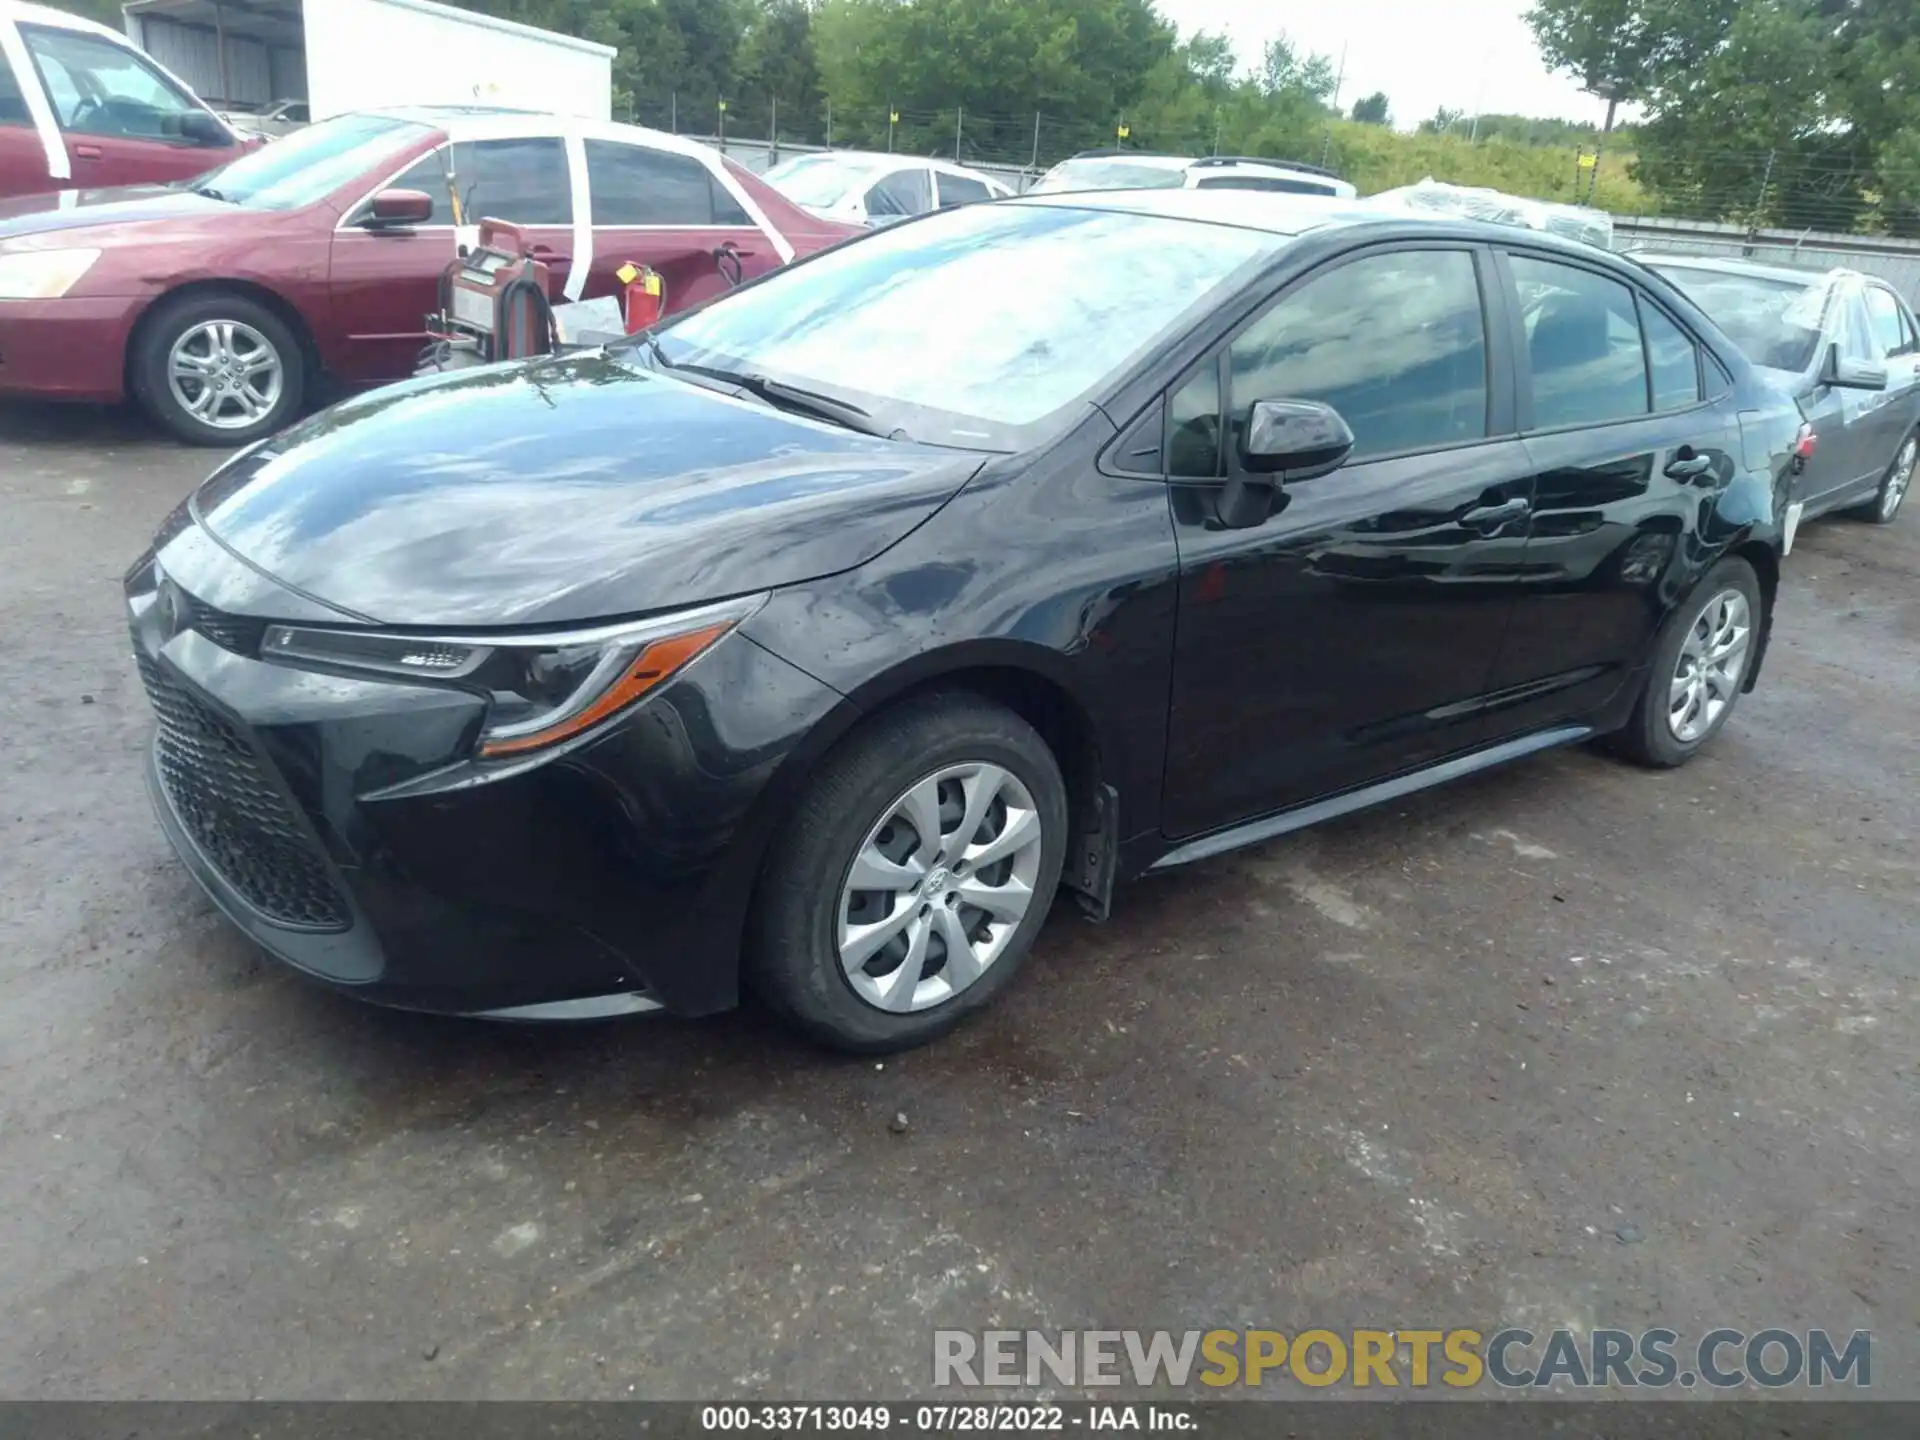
<box><xmin>2</xmin><ymin>401</ymin><xmax>1914</xmax><ymax>1400</ymax></box>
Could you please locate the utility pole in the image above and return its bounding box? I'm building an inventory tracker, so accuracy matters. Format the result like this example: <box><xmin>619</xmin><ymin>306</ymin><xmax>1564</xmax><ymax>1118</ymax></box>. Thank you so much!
<box><xmin>770</xmin><ymin>95</ymin><xmax>778</xmax><ymax>164</ymax></box>
<box><xmin>1330</xmin><ymin>42</ymin><xmax>1348</xmax><ymax>112</ymax></box>
<box><xmin>1031</xmin><ymin>111</ymin><xmax>1041</xmax><ymax>171</ymax></box>
<box><xmin>888</xmin><ymin>104</ymin><xmax>896</xmax><ymax>153</ymax></box>
<box><xmin>670</xmin><ymin>91</ymin><xmax>677</xmax><ymax>134</ymax></box>
<box><xmin>1746</xmin><ymin>149</ymin><xmax>1778</xmax><ymax>253</ymax></box>
<box><xmin>955</xmin><ymin>107</ymin><xmax>963</xmax><ymax>161</ymax></box>
<box><xmin>718</xmin><ymin>98</ymin><xmax>727</xmax><ymax>153</ymax></box>
<box><xmin>826</xmin><ymin>98</ymin><xmax>833</xmax><ymax>148</ymax></box>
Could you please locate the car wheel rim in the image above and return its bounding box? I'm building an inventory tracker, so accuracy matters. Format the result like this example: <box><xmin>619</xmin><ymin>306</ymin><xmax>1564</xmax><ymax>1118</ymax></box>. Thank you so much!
<box><xmin>167</xmin><ymin>320</ymin><xmax>283</xmax><ymax>431</ymax></box>
<box><xmin>836</xmin><ymin>762</ymin><xmax>1044</xmax><ymax>1014</ymax></box>
<box><xmin>1667</xmin><ymin>588</ymin><xmax>1752</xmax><ymax>744</ymax></box>
<box><xmin>1885</xmin><ymin>437</ymin><xmax>1915</xmax><ymax>519</ymax></box>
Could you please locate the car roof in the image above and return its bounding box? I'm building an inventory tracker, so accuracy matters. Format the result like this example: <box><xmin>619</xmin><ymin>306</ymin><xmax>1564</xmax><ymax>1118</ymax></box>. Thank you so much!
<box><xmin>1005</xmin><ymin>187</ymin><xmax>1424</xmax><ymax>237</ymax></box>
<box><xmin>1631</xmin><ymin>252</ymin><xmax>1839</xmax><ymax>287</ymax></box>
<box><xmin>769</xmin><ymin>149</ymin><xmax>1006</xmax><ymax>185</ymax></box>
<box><xmin>361</xmin><ymin>106</ymin><xmax>729</xmax><ymax>159</ymax></box>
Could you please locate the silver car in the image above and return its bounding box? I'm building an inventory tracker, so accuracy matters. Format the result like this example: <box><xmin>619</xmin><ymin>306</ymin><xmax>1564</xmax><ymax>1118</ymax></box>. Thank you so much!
<box><xmin>1645</xmin><ymin>255</ymin><xmax>1919</xmax><ymax>533</ymax></box>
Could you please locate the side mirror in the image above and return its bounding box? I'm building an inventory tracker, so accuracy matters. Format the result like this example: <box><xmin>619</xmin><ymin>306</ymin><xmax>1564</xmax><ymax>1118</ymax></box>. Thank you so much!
<box><xmin>1216</xmin><ymin>399</ymin><xmax>1355</xmax><ymax>528</ymax></box>
<box><xmin>364</xmin><ymin>188</ymin><xmax>434</xmax><ymax>228</ymax></box>
<box><xmin>1822</xmin><ymin>342</ymin><xmax>1888</xmax><ymax>392</ymax></box>
<box><xmin>1240</xmin><ymin>398</ymin><xmax>1356</xmax><ymax>476</ymax></box>
<box><xmin>180</xmin><ymin>110</ymin><xmax>229</xmax><ymax>146</ymax></box>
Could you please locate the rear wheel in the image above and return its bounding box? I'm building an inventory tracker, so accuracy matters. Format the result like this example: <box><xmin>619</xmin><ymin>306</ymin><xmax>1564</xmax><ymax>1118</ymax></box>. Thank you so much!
<box><xmin>1607</xmin><ymin>556</ymin><xmax>1762</xmax><ymax>768</ymax></box>
<box><xmin>749</xmin><ymin>693</ymin><xmax>1067</xmax><ymax>1053</ymax></box>
<box><xmin>131</xmin><ymin>291</ymin><xmax>305</xmax><ymax>446</ymax></box>
<box><xmin>1855</xmin><ymin>431</ymin><xmax>1915</xmax><ymax>524</ymax></box>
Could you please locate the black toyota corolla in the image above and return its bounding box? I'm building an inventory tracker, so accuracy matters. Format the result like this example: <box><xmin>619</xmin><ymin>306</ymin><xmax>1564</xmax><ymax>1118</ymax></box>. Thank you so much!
<box><xmin>128</xmin><ymin>190</ymin><xmax>1799</xmax><ymax>1051</ymax></box>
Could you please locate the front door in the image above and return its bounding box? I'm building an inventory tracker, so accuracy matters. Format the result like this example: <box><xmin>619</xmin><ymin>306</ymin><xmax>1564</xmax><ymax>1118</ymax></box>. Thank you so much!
<box><xmin>1161</xmin><ymin>244</ymin><xmax>1540</xmax><ymax>839</ymax></box>
<box><xmin>578</xmin><ymin>136</ymin><xmax>782</xmax><ymax>319</ymax></box>
<box><xmin>328</xmin><ymin>136</ymin><xmax>576</xmax><ymax>384</ymax></box>
<box><xmin>1482</xmin><ymin>250</ymin><xmax>1747</xmax><ymax>735</ymax></box>
<box><xmin>14</xmin><ymin>20</ymin><xmax>239</xmax><ymax>190</ymax></box>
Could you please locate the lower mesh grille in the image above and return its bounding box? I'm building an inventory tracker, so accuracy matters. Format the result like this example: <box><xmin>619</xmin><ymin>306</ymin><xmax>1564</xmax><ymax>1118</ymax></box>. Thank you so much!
<box><xmin>138</xmin><ymin>652</ymin><xmax>350</xmax><ymax>931</ymax></box>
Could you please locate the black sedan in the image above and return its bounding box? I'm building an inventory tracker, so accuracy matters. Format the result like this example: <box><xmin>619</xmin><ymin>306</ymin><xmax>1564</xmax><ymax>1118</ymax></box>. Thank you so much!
<box><xmin>1641</xmin><ymin>255</ymin><xmax>1920</xmax><ymax>535</ymax></box>
<box><xmin>127</xmin><ymin>192</ymin><xmax>1800</xmax><ymax>1051</ymax></box>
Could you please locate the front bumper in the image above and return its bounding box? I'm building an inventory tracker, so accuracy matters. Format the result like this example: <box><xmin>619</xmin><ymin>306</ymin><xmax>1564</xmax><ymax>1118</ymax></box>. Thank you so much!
<box><xmin>128</xmin><ymin>549</ymin><xmax>849</xmax><ymax>1018</ymax></box>
<box><xmin>0</xmin><ymin>295</ymin><xmax>141</xmax><ymax>402</ymax></box>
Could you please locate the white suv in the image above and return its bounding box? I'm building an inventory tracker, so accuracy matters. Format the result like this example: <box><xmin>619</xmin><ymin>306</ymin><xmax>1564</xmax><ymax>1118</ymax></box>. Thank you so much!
<box><xmin>1028</xmin><ymin>151</ymin><xmax>1357</xmax><ymax>200</ymax></box>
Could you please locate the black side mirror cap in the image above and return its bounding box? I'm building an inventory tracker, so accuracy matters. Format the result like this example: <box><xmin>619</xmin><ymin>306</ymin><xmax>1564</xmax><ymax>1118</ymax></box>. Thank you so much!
<box><xmin>1240</xmin><ymin>398</ymin><xmax>1355</xmax><ymax>477</ymax></box>
<box><xmin>180</xmin><ymin>111</ymin><xmax>228</xmax><ymax>146</ymax></box>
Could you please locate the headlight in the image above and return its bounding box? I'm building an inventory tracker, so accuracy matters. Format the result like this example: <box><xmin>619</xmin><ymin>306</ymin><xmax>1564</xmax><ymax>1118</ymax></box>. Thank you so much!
<box><xmin>263</xmin><ymin>594</ymin><xmax>765</xmax><ymax>759</ymax></box>
<box><xmin>0</xmin><ymin>248</ymin><xmax>102</xmax><ymax>300</ymax></box>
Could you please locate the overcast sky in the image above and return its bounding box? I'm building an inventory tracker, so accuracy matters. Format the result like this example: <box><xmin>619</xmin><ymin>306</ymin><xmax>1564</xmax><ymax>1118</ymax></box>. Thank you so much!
<box><xmin>1155</xmin><ymin>0</ymin><xmax>1605</xmax><ymax>129</ymax></box>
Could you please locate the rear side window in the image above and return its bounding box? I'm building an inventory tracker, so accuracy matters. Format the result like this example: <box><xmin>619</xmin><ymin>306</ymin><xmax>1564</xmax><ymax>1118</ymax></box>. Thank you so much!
<box><xmin>1641</xmin><ymin>302</ymin><xmax>1701</xmax><ymax>411</ymax></box>
<box><xmin>21</xmin><ymin>24</ymin><xmax>200</xmax><ymax>139</ymax></box>
<box><xmin>1512</xmin><ymin>255</ymin><xmax>1648</xmax><ymax>429</ymax></box>
<box><xmin>936</xmin><ymin>171</ymin><xmax>991</xmax><ymax>207</ymax></box>
<box><xmin>586</xmin><ymin>139</ymin><xmax>746</xmax><ymax>226</ymax></box>
<box><xmin>1227</xmin><ymin>248</ymin><xmax>1489</xmax><ymax>462</ymax></box>
<box><xmin>449</xmin><ymin>137</ymin><xmax>572</xmax><ymax>225</ymax></box>
<box><xmin>865</xmin><ymin>168</ymin><xmax>931</xmax><ymax>217</ymax></box>
<box><xmin>1865</xmin><ymin>286</ymin><xmax>1916</xmax><ymax>357</ymax></box>
<box><xmin>0</xmin><ymin>49</ymin><xmax>27</xmax><ymax>125</ymax></box>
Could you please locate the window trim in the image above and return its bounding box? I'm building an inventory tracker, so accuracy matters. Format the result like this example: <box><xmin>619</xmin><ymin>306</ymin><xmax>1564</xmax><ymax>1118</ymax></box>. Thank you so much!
<box><xmin>1215</xmin><ymin>241</ymin><xmax>1508</xmax><ymax>480</ymax></box>
<box><xmin>18</xmin><ymin>20</ymin><xmax>207</xmax><ymax>147</ymax></box>
<box><xmin>1500</xmin><ymin>246</ymin><xmax>1722</xmax><ymax>437</ymax></box>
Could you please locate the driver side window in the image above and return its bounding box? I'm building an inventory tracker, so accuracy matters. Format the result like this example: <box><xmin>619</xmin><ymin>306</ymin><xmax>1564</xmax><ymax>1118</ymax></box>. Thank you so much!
<box><xmin>20</xmin><ymin>24</ymin><xmax>200</xmax><ymax>140</ymax></box>
<box><xmin>1160</xmin><ymin>247</ymin><xmax>1489</xmax><ymax>478</ymax></box>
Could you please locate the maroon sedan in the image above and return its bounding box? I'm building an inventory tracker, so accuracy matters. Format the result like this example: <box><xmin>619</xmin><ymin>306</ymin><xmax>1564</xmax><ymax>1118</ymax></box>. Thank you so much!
<box><xmin>0</xmin><ymin>106</ymin><xmax>857</xmax><ymax>443</ymax></box>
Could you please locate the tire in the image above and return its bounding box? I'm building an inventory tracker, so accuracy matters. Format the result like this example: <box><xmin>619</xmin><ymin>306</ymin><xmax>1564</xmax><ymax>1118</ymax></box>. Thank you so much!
<box><xmin>131</xmin><ymin>291</ymin><xmax>305</xmax><ymax>446</ymax></box>
<box><xmin>749</xmin><ymin>692</ymin><xmax>1068</xmax><ymax>1053</ymax></box>
<box><xmin>1607</xmin><ymin>556</ymin><xmax>1763</xmax><ymax>768</ymax></box>
<box><xmin>1854</xmin><ymin>430</ymin><xmax>1915</xmax><ymax>525</ymax></box>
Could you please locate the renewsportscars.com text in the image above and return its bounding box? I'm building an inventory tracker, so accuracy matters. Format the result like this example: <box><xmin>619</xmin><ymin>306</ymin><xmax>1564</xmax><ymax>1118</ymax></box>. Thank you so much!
<box><xmin>933</xmin><ymin>1327</ymin><xmax>1871</xmax><ymax>1390</ymax></box>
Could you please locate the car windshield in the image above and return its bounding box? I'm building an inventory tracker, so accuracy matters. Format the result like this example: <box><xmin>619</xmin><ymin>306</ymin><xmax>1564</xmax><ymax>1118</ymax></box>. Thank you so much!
<box><xmin>186</xmin><ymin>113</ymin><xmax>435</xmax><ymax>210</ymax></box>
<box><xmin>762</xmin><ymin>155</ymin><xmax>882</xmax><ymax>209</ymax></box>
<box><xmin>1028</xmin><ymin>159</ymin><xmax>1187</xmax><ymax>194</ymax></box>
<box><xmin>1650</xmin><ymin>265</ymin><xmax>1827</xmax><ymax>373</ymax></box>
<box><xmin>649</xmin><ymin>200</ymin><xmax>1279</xmax><ymax>449</ymax></box>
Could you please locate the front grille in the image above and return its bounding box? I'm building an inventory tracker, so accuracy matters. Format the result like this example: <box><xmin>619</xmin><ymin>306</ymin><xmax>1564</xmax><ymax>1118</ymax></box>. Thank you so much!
<box><xmin>177</xmin><ymin>591</ymin><xmax>268</xmax><ymax>655</ymax></box>
<box><xmin>138</xmin><ymin>652</ymin><xmax>350</xmax><ymax>931</ymax></box>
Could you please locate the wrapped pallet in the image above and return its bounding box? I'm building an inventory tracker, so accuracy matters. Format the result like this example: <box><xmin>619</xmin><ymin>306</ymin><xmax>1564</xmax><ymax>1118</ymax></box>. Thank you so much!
<box><xmin>1368</xmin><ymin>178</ymin><xmax>1615</xmax><ymax>251</ymax></box>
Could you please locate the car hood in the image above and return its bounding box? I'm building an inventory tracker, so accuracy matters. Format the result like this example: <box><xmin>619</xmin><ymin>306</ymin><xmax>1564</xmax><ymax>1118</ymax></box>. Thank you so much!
<box><xmin>190</xmin><ymin>351</ymin><xmax>983</xmax><ymax>628</ymax></box>
<box><xmin>0</xmin><ymin>186</ymin><xmax>234</xmax><ymax>243</ymax></box>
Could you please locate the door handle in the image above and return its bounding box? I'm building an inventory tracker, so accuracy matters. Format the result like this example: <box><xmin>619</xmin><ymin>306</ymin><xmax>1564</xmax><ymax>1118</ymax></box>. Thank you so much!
<box><xmin>1460</xmin><ymin>497</ymin><xmax>1529</xmax><ymax>531</ymax></box>
<box><xmin>1664</xmin><ymin>451</ymin><xmax>1715</xmax><ymax>480</ymax></box>
<box><xmin>73</xmin><ymin>144</ymin><xmax>103</xmax><ymax>160</ymax></box>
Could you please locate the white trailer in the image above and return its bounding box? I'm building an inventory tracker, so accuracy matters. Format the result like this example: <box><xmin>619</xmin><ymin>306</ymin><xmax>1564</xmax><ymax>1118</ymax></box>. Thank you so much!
<box><xmin>122</xmin><ymin>0</ymin><xmax>615</xmax><ymax>122</ymax></box>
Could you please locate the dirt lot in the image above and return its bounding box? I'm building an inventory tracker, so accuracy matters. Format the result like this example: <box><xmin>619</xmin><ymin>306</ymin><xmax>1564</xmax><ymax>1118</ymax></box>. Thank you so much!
<box><xmin>2</xmin><ymin>401</ymin><xmax>1915</xmax><ymax>1400</ymax></box>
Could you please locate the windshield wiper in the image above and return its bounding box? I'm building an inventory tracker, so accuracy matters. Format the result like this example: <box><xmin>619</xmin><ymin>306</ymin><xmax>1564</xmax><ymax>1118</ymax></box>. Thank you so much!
<box><xmin>194</xmin><ymin>185</ymin><xmax>235</xmax><ymax>203</ymax></box>
<box><xmin>636</xmin><ymin>337</ymin><xmax>896</xmax><ymax>438</ymax></box>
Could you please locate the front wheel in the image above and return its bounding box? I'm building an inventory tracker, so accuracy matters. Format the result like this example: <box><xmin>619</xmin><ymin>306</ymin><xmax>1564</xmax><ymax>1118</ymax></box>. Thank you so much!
<box><xmin>1607</xmin><ymin>556</ymin><xmax>1762</xmax><ymax>768</ymax></box>
<box><xmin>131</xmin><ymin>291</ymin><xmax>305</xmax><ymax>446</ymax></box>
<box><xmin>1856</xmin><ymin>431</ymin><xmax>1915</xmax><ymax>525</ymax></box>
<box><xmin>749</xmin><ymin>693</ymin><xmax>1068</xmax><ymax>1053</ymax></box>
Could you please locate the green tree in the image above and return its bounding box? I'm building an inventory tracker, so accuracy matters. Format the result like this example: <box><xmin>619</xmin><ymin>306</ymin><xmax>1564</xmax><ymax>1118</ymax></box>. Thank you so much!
<box><xmin>1350</xmin><ymin>92</ymin><xmax>1390</xmax><ymax>126</ymax></box>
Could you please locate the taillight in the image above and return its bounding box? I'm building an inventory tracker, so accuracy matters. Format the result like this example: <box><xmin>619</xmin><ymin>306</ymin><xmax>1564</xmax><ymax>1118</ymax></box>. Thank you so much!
<box><xmin>1794</xmin><ymin>422</ymin><xmax>1818</xmax><ymax>461</ymax></box>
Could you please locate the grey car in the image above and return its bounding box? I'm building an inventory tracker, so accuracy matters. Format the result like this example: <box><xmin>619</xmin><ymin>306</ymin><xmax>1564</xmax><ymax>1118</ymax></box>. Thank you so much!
<box><xmin>1642</xmin><ymin>255</ymin><xmax>1920</xmax><ymax>536</ymax></box>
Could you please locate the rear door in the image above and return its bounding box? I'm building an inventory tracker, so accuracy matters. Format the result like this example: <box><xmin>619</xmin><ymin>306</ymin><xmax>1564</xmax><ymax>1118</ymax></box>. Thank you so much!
<box><xmin>580</xmin><ymin>135</ymin><xmax>780</xmax><ymax>316</ymax></box>
<box><xmin>0</xmin><ymin>28</ymin><xmax>49</xmax><ymax>197</ymax></box>
<box><xmin>1480</xmin><ymin>249</ymin><xmax>1744</xmax><ymax>736</ymax></box>
<box><xmin>14</xmin><ymin>21</ymin><xmax>239</xmax><ymax>190</ymax></box>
